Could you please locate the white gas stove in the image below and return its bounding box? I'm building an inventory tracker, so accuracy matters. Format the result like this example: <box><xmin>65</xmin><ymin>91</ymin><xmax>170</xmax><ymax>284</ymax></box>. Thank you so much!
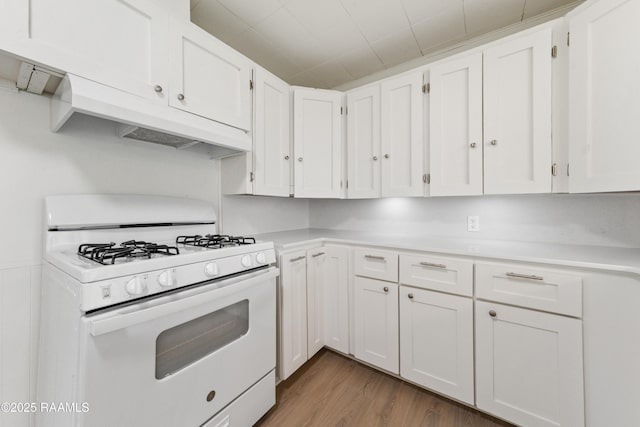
<box><xmin>38</xmin><ymin>194</ymin><xmax>278</xmax><ymax>427</ymax></box>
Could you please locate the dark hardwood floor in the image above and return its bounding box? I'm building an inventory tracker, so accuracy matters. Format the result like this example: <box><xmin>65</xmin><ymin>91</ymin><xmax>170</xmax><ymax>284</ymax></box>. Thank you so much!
<box><xmin>256</xmin><ymin>349</ymin><xmax>513</xmax><ymax>427</ymax></box>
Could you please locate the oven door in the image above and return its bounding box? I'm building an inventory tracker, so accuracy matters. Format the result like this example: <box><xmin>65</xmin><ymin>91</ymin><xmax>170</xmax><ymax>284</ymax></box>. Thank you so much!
<box><xmin>76</xmin><ymin>267</ymin><xmax>278</xmax><ymax>427</ymax></box>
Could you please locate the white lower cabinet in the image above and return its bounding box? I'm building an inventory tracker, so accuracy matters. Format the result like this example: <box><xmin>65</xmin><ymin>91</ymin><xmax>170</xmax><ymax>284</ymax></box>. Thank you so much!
<box><xmin>321</xmin><ymin>246</ymin><xmax>350</xmax><ymax>354</ymax></box>
<box><xmin>475</xmin><ymin>300</ymin><xmax>584</xmax><ymax>427</ymax></box>
<box><xmin>306</xmin><ymin>248</ymin><xmax>326</xmax><ymax>358</ymax></box>
<box><xmin>354</xmin><ymin>276</ymin><xmax>399</xmax><ymax>374</ymax></box>
<box><xmin>399</xmin><ymin>286</ymin><xmax>474</xmax><ymax>404</ymax></box>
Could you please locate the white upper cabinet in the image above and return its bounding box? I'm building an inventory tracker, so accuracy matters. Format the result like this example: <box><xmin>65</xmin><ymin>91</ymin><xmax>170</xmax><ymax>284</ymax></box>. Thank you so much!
<box><xmin>170</xmin><ymin>20</ymin><xmax>252</xmax><ymax>131</ymax></box>
<box><xmin>347</xmin><ymin>85</ymin><xmax>381</xmax><ymax>199</ymax></box>
<box><xmin>293</xmin><ymin>88</ymin><xmax>343</xmax><ymax>198</ymax></box>
<box><xmin>483</xmin><ymin>28</ymin><xmax>552</xmax><ymax>194</ymax></box>
<box><xmin>428</xmin><ymin>53</ymin><xmax>483</xmax><ymax>196</ymax></box>
<box><xmin>253</xmin><ymin>68</ymin><xmax>291</xmax><ymax>197</ymax></box>
<box><xmin>2</xmin><ymin>0</ymin><xmax>169</xmax><ymax>102</ymax></box>
<box><xmin>569</xmin><ymin>0</ymin><xmax>640</xmax><ymax>193</ymax></box>
<box><xmin>380</xmin><ymin>72</ymin><xmax>424</xmax><ymax>197</ymax></box>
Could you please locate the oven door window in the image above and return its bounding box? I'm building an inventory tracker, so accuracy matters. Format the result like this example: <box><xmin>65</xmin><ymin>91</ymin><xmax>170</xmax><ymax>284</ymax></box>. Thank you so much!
<box><xmin>155</xmin><ymin>299</ymin><xmax>249</xmax><ymax>379</ymax></box>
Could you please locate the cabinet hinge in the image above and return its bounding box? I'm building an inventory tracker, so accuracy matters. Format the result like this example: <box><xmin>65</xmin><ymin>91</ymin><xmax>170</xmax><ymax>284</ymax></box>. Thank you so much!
<box><xmin>423</xmin><ymin>173</ymin><xmax>430</xmax><ymax>184</ymax></box>
<box><xmin>552</xmin><ymin>163</ymin><xmax>557</xmax><ymax>176</ymax></box>
<box><xmin>566</xmin><ymin>163</ymin><xmax>570</xmax><ymax>176</ymax></box>
<box><xmin>250</xmin><ymin>171</ymin><xmax>254</xmax><ymax>182</ymax></box>
<box><xmin>551</xmin><ymin>45</ymin><xmax>558</xmax><ymax>58</ymax></box>
<box><xmin>346</xmin><ymin>180</ymin><xmax>349</xmax><ymax>189</ymax></box>
<box><xmin>340</xmin><ymin>106</ymin><xmax>343</xmax><ymax>115</ymax></box>
<box><xmin>567</xmin><ymin>32</ymin><xmax>570</xmax><ymax>47</ymax></box>
<box><xmin>249</xmin><ymin>79</ymin><xmax>254</xmax><ymax>90</ymax></box>
<box><xmin>422</xmin><ymin>83</ymin><xmax>430</xmax><ymax>94</ymax></box>
<box><xmin>345</xmin><ymin>107</ymin><xmax>348</xmax><ymax>115</ymax></box>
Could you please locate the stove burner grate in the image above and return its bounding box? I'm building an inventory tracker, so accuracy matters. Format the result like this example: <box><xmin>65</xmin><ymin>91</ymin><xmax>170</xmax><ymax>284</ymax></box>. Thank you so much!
<box><xmin>176</xmin><ymin>234</ymin><xmax>256</xmax><ymax>248</ymax></box>
<box><xmin>78</xmin><ymin>241</ymin><xmax>179</xmax><ymax>265</ymax></box>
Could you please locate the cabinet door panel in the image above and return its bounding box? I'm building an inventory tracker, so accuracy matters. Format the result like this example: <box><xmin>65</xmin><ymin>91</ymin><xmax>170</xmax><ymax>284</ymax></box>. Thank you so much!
<box><xmin>293</xmin><ymin>88</ymin><xmax>343</xmax><ymax>198</ymax></box>
<box><xmin>429</xmin><ymin>53</ymin><xmax>483</xmax><ymax>196</ymax></box>
<box><xmin>381</xmin><ymin>73</ymin><xmax>424</xmax><ymax>197</ymax></box>
<box><xmin>400</xmin><ymin>287</ymin><xmax>474</xmax><ymax>404</ymax></box>
<box><xmin>171</xmin><ymin>21</ymin><xmax>252</xmax><ymax>131</ymax></box>
<box><xmin>347</xmin><ymin>85</ymin><xmax>381</xmax><ymax>198</ymax></box>
<box><xmin>476</xmin><ymin>301</ymin><xmax>584</xmax><ymax>427</ymax></box>
<box><xmin>569</xmin><ymin>0</ymin><xmax>640</xmax><ymax>192</ymax></box>
<box><xmin>306</xmin><ymin>249</ymin><xmax>325</xmax><ymax>358</ymax></box>
<box><xmin>279</xmin><ymin>251</ymin><xmax>308</xmax><ymax>380</ymax></box>
<box><xmin>4</xmin><ymin>0</ymin><xmax>168</xmax><ymax>101</ymax></box>
<box><xmin>484</xmin><ymin>28</ymin><xmax>552</xmax><ymax>194</ymax></box>
<box><xmin>322</xmin><ymin>246</ymin><xmax>349</xmax><ymax>354</ymax></box>
<box><xmin>354</xmin><ymin>277</ymin><xmax>399</xmax><ymax>374</ymax></box>
<box><xmin>254</xmin><ymin>68</ymin><xmax>290</xmax><ymax>197</ymax></box>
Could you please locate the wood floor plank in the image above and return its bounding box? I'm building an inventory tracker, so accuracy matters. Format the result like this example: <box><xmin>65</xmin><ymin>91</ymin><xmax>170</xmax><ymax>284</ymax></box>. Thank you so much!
<box><xmin>256</xmin><ymin>349</ymin><xmax>514</xmax><ymax>427</ymax></box>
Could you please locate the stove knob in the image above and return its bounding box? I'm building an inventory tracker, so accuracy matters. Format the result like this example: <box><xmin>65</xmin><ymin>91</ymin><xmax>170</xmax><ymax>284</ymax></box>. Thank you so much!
<box><xmin>204</xmin><ymin>262</ymin><xmax>219</xmax><ymax>277</ymax></box>
<box><xmin>241</xmin><ymin>255</ymin><xmax>252</xmax><ymax>268</ymax></box>
<box><xmin>256</xmin><ymin>252</ymin><xmax>267</xmax><ymax>264</ymax></box>
<box><xmin>125</xmin><ymin>276</ymin><xmax>146</xmax><ymax>296</ymax></box>
<box><xmin>158</xmin><ymin>270</ymin><xmax>177</xmax><ymax>287</ymax></box>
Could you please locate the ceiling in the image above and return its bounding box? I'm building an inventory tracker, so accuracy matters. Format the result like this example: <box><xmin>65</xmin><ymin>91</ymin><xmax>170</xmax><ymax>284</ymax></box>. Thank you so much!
<box><xmin>190</xmin><ymin>0</ymin><xmax>578</xmax><ymax>89</ymax></box>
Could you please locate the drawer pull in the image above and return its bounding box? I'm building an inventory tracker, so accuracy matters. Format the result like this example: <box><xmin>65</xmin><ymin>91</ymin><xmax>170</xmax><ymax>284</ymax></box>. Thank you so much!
<box><xmin>419</xmin><ymin>262</ymin><xmax>446</xmax><ymax>269</ymax></box>
<box><xmin>290</xmin><ymin>256</ymin><xmax>306</xmax><ymax>263</ymax></box>
<box><xmin>505</xmin><ymin>272</ymin><xmax>544</xmax><ymax>281</ymax></box>
<box><xmin>383</xmin><ymin>287</ymin><xmax>389</xmax><ymax>293</ymax></box>
<box><xmin>311</xmin><ymin>252</ymin><xmax>325</xmax><ymax>258</ymax></box>
<box><xmin>408</xmin><ymin>293</ymin><xmax>414</xmax><ymax>299</ymax></box>
<box><xmin>489</xmin><ymin>310</ymin><xmax>497</xmax><ymax>318</ymax></box>
<box><xmin>365</xmin><ymin>255</ymin><xmax>385</xmax><ymax>261</ymax></box>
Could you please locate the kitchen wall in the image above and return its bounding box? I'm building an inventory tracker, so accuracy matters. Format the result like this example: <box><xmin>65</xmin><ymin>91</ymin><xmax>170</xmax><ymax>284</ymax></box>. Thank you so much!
<box><xmin>0</xmin><ymin>87</ymin><xmax>220</xmax><ymax>427</ymax></box>
<box><xmin>308</xmin><ymin>194</ymin><xmax>640</xmax><ymax>248</ymax></box>
<box><xmin>221</xmin><ymin>195</ymin><xmax>310</xmax><ymax>235</ymax></box>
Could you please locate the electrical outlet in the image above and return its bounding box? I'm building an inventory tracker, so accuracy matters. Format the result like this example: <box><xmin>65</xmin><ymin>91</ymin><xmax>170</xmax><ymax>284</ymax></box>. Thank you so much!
<box><xmin>467</xmin><ymin>216</ymin><xmax>480</xmax><ymax>232</ymax></box>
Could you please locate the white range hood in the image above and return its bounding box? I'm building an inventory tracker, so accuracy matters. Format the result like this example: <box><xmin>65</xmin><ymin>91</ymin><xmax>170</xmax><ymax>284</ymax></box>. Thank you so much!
<box><xmin>51</xmin><ymin>74</ymin><xmax>251</xmax><ymax>158</ymax></box>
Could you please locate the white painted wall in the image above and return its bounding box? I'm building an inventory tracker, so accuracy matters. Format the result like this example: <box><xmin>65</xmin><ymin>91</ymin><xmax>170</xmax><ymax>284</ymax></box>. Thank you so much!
<box><xmin>0</xmin><ymin>88</ymin><xmax>219</xmax><ymax>427</ymax></box>
<box><xmin>308</xmin><ymin>194</ymin><xmax>640</xmax><ymax>248</ymax></box>
<box><xmin>221</xmin><ymin>195</ymin><xmax>310</xmax><ymax>236</ymax></box>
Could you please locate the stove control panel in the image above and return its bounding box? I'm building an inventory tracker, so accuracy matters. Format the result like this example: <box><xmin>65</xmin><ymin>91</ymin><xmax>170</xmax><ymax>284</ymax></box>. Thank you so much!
<box><xmin>81</xmin><ymin>247</ymin><xmax>277</xmax><ymax>311</ymax></box>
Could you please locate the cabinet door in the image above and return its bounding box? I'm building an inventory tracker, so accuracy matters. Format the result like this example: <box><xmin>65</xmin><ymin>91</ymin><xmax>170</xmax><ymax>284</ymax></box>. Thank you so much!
<box><xmin>569</xmin><ymin>0</ymin><xmax>640</xmax><ymax>192</ymax></box>
<box><xmin>306</xmin><ymin>248</ymin><xmax>325</xmax><ymax>358</ymax></box>
<box><xmin>429</xmin><ymin>53</ymin><xmax>483</xmax><ymax>196</ymax></box>
<box><xmin>279</xmin><ymin>251</ymin><xmax>308</xmax><ymax>380</ymax></box>
<box><xmin>354</xmin><ymin>277</ymin><xmax>399</xmax><ymax>374</ymax></box>
<box><xmin>380</xmin><ymin>72</ymin><xmax>424</xmax><ymax>197</ymax></box>
<box><xmin>253</xmin><ymin>68</ymin><xmax>291</xmax><ymax>197</ymax></box>
<box><xmin>170</xmin><ymin>20</ymin><xmax>252</xmax><ymax>131</ymax></box>
<box><xmin>322</xmin><ymin>246</ymin><xmax>349</xmax><ymax>354</ymax></box>
<box><xmin>2</xmin><ymin>0</ymin><xmax>169</xmax><ymax>101</ymax></box>
<box><xmin>293</xmin><ymin>88</ymin><xmax>343</xmax><ymax>198</ymax></box>
<box><xmin>483</xmin><ymin>28</ymin><xmax>552</xmax><ymax>194</ymax></box>
<box><xmin>400</xmin><ymin>287</ymin><xmax>474</xmax><ymax>404</ymax></box>
<box><xmin>347</xmin><ymin>85</ymin><xmax>381</xmax><ymax>198</ymax></box>
<box><xmin>475</xmin><ymin>301</ymin><xmax>584</xmax><ymax>427</ymax></box>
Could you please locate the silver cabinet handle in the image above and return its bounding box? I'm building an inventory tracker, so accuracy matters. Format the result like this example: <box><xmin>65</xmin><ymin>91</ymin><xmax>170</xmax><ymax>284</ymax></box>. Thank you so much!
<box><xmin>154</xmin><ymin>85</ymin><xmax>163</xmax><ymax>93</ymax></box>
<box><xmin>505</xmin><ymin>272</ymin><xmax>544</xmax><ymax>281</ymax></box>
<box><xmin>408</xmin><ymin>293</ymin><xmax>414</xmax><ymax>299</ymax></box>
<box><xmin>284</xmin><ymin>155</ymin><xmax>290</xmax><ymax>160</ymax></box>
<box><xmin>419</xmin><ymin>262</ymin><xmax>446</xmax><ymax>269</ymax></box>
<box><xmin>470</xmin><ymin>142</ymin><xmax>476</xmax><ymax>148</ymax></box>
<box><xmin>365</xmin><ymin>255</ymin><xmax>385</xmax><ymax>260</ymax></box>
<box><xmin>177</xmin><ymin>93</ymin><xmax>185</xmax><ymax>101</ymax></box>
<box><xmin>490</xmin><ymin>140</ymin><xmax>497</xmax><ymax>146</ymax></box>
<box><xmin>489</xmin><ymin>310</ymin><xmax>497</xmax><ymax>318</ymax></box>
<box><xmin>290</xmin><ymin>256</ymin><xmax>306</xmax><ymax>263</ymax></box>
<box><xmin>384</xmin><ymin>154</ymin><xmax>390</xmax><ymax>159</ymax></box>
<box><xmin>311</xmin><ymin>252</ymin><xmax>325</xmax><ymax>258</ymax></box>
<box><xmin>298</xmin><ymin>157</ymin><xmax>303</xmax><ymax>162</ymax></box>
<box><xmin>373</xmin><ymin>156</ymin><xmax>378</xmax><ymax>161</ymax></box>
<box><xmin>383</xmin><ymin>287</ymin><xmax>389</xmax><ymax>292</ymax></box>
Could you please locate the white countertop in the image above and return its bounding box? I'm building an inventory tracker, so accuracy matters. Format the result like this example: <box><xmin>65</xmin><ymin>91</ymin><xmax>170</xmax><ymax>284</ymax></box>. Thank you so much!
<box><xmin>255</xmin><ymin>228</ymin><xmax>640</xmax><ymax>277</ymax></box>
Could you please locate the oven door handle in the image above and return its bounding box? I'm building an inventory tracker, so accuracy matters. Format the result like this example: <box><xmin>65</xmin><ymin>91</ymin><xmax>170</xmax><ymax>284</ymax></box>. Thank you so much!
<box><xmin>88</xmin><ymin>267</ymin><xmax>279</xmax><ymax>337</ymax></box>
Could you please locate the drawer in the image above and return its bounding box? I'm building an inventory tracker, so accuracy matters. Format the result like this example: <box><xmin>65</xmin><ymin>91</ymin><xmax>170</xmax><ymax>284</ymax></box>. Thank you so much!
<box><xmin>399</xmin><ymin>253</ymin><xmax>473</xmax><ymax>296</ymax></box>
<box><xmin>475</xmin><ymin>261</ymin><xmax>582</xmax><ymax>317</ymax></box>
<box><xmin>354</xmin><ymin>248</ymin><xmax>398</xmax><ymax>282</ymax></box>
<box><xmin>202</xmin><ymin>370</ymin><xmax>275</xmax><ymax>427</ymax></box>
